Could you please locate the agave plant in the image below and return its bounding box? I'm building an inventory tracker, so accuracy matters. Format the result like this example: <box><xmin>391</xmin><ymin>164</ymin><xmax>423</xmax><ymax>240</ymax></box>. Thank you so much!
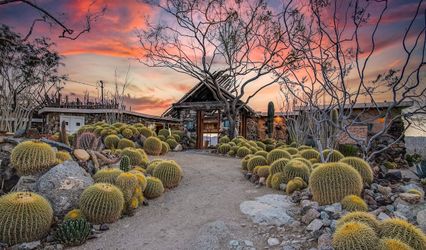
<box><xmin>414</xmin><ymin>160</ymin><xmax>426</xmax><ymax>184</ymax></box>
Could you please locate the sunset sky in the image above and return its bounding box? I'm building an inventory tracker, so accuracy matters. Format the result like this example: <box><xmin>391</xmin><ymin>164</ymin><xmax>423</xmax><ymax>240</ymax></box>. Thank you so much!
<box><xmin>0</xmin><ymin>0</ymin><xmax>424</xmax><ymax>116</ymax></box>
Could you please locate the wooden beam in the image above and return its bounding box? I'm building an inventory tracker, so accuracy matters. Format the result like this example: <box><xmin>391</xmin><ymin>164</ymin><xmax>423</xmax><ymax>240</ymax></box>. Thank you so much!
<box><xmin>172</xmin><ymin>101</ymin><xmax>225</xmax><ymax>110</ymax></box>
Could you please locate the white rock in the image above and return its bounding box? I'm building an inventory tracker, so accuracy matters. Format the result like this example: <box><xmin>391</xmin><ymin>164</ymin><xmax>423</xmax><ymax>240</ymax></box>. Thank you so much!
<box><xmin>306</xmin><ymin>219</ymin><xmax>323</xmax><ymax>232</ymax></box>
<box><xmin>240</xmin><ymin>194</ymin><xmax>297</xmax><ymax>226</ymax></box>
<box><xmin>244</xmin><ymin>240</ymin><xmax>254</xmax><ymax>247</ymax></box>
<box><xmin>416</xmin><ymin>209</ymin><xmax>426</xmax><ymax>232</ymax></box>
<box><xmin>267</xmin><ymin>237</ymin><xmax>280</xmax><ymax>246</ymax></box>
<box><xmin>378</xmin><ymin>212</ymin><xmax>391</xmax><ymax>221</ymax></box>
<box><xmin>73</xmin><ymin>149</ymin><xmax>90</xmax><ymax>161</ymax></box>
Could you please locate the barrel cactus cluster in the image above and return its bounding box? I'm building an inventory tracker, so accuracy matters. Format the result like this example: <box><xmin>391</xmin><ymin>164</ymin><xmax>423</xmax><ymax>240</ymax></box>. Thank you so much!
<box><xmin>332</xmin><ymin>212</ymin><xmax>426</xmax><ymax>250</ymax></box>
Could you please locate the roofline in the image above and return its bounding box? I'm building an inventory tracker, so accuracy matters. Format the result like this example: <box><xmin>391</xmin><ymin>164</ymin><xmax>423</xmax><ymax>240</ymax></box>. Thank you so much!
<box><xmin>294</xmin><ymin>101</ymin><xmax>414</xmax><ymax>111</ymax></box>
<box><xmin>38</xmin><ymin>107</ymin><xmax>181</xmax><ymax>123</ymax></box>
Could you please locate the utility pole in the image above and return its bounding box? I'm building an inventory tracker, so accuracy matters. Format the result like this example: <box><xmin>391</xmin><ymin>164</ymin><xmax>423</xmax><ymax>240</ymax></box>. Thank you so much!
<box><xmin>99</xmin><ymin>80</ymin><xmax>104</xmax><ymax>104</ymax></box>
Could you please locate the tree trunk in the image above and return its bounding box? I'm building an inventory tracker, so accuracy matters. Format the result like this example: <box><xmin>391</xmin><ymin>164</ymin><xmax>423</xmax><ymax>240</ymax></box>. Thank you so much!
<box><xmin>228</xmin><ymin>115</ymin><xmax>238</xmax><ymax>139</ymax></box>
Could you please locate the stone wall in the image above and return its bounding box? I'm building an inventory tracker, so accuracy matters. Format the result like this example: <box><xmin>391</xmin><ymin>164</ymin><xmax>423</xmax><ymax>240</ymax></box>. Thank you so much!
<box><xmin>42</xmin><ymin>112</ymin><xmax>179</xmax><ymax>134</ymax></box>
<box><xmin>337</xmin><ymin>125</ymin><xmax>368</xmax><ymax>144</ymax></box>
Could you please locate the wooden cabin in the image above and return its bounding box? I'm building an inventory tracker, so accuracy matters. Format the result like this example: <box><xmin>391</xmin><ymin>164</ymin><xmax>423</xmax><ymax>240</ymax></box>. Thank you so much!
<box><xmin>163</xmin><ymin>81</ymin><xmax>256</xmax><ymax>148</ymax></box>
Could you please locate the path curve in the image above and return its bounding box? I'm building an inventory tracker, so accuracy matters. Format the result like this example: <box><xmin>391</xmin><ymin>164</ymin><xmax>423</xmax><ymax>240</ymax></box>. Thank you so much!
<box><xmin>78</xmin><ymin>151</ymin><xmax>276</xmax><ymax>250</ymax></box>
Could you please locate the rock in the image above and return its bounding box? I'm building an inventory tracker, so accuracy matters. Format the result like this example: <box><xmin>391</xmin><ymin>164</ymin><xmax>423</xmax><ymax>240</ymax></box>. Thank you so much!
<box><xmin>302</xmin><ymin>209</ymin><xmax>320</xmax><ymax>224</ymax></box>
<box><xmin>317</xmin><ymin>233</ymin><xmax>333</xmax><ymax>250</ymax></box>
<box><xmin>240</xmin><ymin>195</ymin><xmax>298</xmax><ymax>226</ymax></box>
<box><xmin>243</xmin><ymin>240</ymin><xmax>254</xmax><ymax>247</ymax></box>
<box><xmin>416</xmin><ymin>209</ymin><xmax>426</xmax><ymax>232</ymax></box>
<box><xmin>385</xmin><ymin>171</ymin><xmax>402</xmax><ymax>181</ymax></box>
<box><xmin>377</xmin><ymin>185</ymin><xmax>392</xmax><ymax>196</ymax></box>
<box><xmin>330</xmin><ymin>220</ymin><xmax>337</xmax><ymax>231</ymax></box>
<box><xmin>12</xmin><ymin>241</ymin><xmax>41</xmax><ymax>250</ymax></box>
<box><xmin>399</xmin><ymin>193</ymin><xmax>421</xmax><ymax>204</ymax></box>
<box><xmin>1</xmin><ymin>143</ymin><xmax>14</xmax><ymax>153</ymax></box>
<box><xmin>229</xmin><ymin>240</ymin><xmax>239</xmax><ymax>247</ymax></box>
<box><xmin>14</xmin><ymin>128</ymin><xmax>26</xmax><ymax>137</ymax></box>
<box><xmin>14</xmin><ymin>175</ymin><xmax>41</xmax><ymax>192</ymax></box>
<box><xmin>188</xmin><ymin>220</ymin><xmax>231</xmax><ymax>250</ymax></box>
<box><xmin>282</xmin><ymin>245</ymin><xmax>296</xmax><ymax>250</ymax></box>
<box><xmin>306</xmin><ymin>219</ymin><xmax>323</xmax><ymax>232</ymax></box>
<box><xmin>267</xmin><ymin>237</ymin><xmax>280</xmax><ymax>246</ymax></box>
<box><xmin>174</xmin><ymin>144</ymin><xmax>183</xmax><ymax>151</ymax></box>
<box><xmin>40</xmin><ymin>138</ymin><xmax>73</xmax><ymax>152</ymax></box>
<box><xmin>378</xmin><ymin>212</ymin><xmax>391</xmax><ymax>221</ymax></box>
<box><xmin>99</xmin><ymin>224</ymin><xmax>109</xmax><ymax>231</ymax></box>
<box><xmin>323</xmin><ymin>203</ymin><xmax>342</xmax><ymax>214</ymax></box>
<box><xmin>401</xmin><ymin>183</ymin><xmax>425</xmax><ymax>196</ymax></box>
<box><xmin>73</xmin><ymin>149</ymin><xmax>90</xmax><ymax>161</ymax></box>
<box><xmin>280</xmin><ymin>183</ymin><xmax>287</xmax><ymax>191</ymax></box>
<box><xmin>36</xmin><ymin>161</ymin><xmax>93</xmax><ymax>216</ymax></box>
<box><xmin>259</xmin><ymin>177</ymin><xmax>266</xmax><ymax>185</ymax></box>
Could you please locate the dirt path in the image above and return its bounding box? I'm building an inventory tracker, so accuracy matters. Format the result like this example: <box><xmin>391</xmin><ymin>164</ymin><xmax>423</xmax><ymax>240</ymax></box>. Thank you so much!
<box><xmin>78</xmin><ymin>151</ymin><xmax>277</xmax><ymax>250</ymax></box>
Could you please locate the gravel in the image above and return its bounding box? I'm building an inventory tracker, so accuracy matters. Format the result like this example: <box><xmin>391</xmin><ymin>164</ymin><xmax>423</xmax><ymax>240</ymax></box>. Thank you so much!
<box><xmin>75</xmin><ymin>151</ymin><xmax>276</xmax><ymax>250</ymax></box>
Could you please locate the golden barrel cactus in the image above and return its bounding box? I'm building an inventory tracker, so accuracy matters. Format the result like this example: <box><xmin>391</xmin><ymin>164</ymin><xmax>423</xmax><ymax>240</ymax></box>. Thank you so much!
<box><xmin>0</xmin><ymin>192</ymin><xmax>53</xmax><ymax>245</ymax></box>
<box><xmin>11</xmin><ymin>140</ymin><xmax>56</xmax><ymax>175</ymax></box>
<box><xmin>93</xmin><ymin>168</ymin><xmax>123</xmax><ymax>184</ymax></box>
<box><xmin>282</xmin><ymin>159</ymin><xmax>311</xmax><ymax>183</ymax></box>
<box><xmin>340</xmin><ymin>157</ymin><xmax>373</xmax><ymax>184</ymax></box>
<box><xmin>266</xmin><ymin>149</ymin><xmax>292</xmax><ymax>164</ymax></box>
<box><xmin>379</xmin><ymin>218</ymin><xmax>426</xmax><ymax>250</ymax></box>
<box><xmin>341</xmin><ymin>195</ymin><xmax>368</xmax><ymax>212</ymax></box>
<box><xmin>144</xmin><ymin>136</ymin><xmax>163</xmax><ymax>156</ymax></box>
<box><xmin>153</xmin><ymin>161</ymin><xmax>183</xmax><ymax>188</ymax></box>
<box><xmin>336</xmin><ymin>212</ymin><xmax>380</xmax><ymax>232</ymax></box>
<box><xmin>144</xmin><ymin>177</ymin><xmax>165</xmax><ymax>199</ymax></box>
<box><xmin>309</xmin><ymin>162</ymin><xmax>363</xmax><ymax>205</ymax></box>
<box><xmin>247</xmin><ymin>156</ymin><xmax>268</xmax><ymax>172</ymax></box>
<box><xmin>79</xmin><ymin>183</ymin><xmax>124</xmax><ymax>224</ymax></box>
<box><xmin>379</xmin><ymin>238</ymin><xmax>414</xmax><ymax>250</ymax></box>
<box><xmin>332</xmin><ymin>221</ymin><xmax>379</xmax><ymax>250</ymax></box>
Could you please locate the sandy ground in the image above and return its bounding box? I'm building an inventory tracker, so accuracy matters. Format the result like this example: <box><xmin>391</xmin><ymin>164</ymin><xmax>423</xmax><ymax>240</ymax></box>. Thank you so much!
<box><xmin>77</xmin><ymin>151</ymin><xmax>278</xmax><ymax>250</ymax></box>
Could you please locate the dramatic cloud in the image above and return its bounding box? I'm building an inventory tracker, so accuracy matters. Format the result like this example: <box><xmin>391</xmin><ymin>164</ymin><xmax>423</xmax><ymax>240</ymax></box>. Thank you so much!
<box><xmin>0</xmin><ymin>0</ymin><xmax>423</xmax><ymax>115</ymax></box>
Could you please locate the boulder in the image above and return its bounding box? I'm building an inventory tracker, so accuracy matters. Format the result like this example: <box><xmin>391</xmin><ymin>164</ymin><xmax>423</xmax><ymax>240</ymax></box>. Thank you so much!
<box><xmin>74</xmin><ymin>149</ymin><xmax>90</xmax><ymax>161</ymax></box>
<box><xmin>240</xmin><ymin>194</ymin><xmax>297</xmax><ymax>226</ymax></box>
<box><xmin>416</xmin><ymin>209</ymin><xmax>426</xmax><ymax>232</ymax></box>
<box><xmin>35</xmin><ymin>161</ymin><xmax>93</xmax><ymax>216</ymax></box>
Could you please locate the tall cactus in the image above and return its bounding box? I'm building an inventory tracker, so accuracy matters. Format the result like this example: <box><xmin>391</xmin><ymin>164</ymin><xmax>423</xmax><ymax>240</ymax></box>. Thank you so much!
<box><xmin>267</xmin><ymin>101</ymin><xmax>275</xmax><ymax>138</ymax></box>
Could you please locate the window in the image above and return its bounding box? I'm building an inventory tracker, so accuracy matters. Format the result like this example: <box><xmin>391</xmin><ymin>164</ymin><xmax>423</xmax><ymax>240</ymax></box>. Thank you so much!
<box><xmin>223</xmin><ymin>120</ymin><xmax>230</xmax><ymax>128</ymax></box>
<box><xmin>76</xmin><ymin>122</ymin><xmax>81</xmax><ymax>126</ymax></box>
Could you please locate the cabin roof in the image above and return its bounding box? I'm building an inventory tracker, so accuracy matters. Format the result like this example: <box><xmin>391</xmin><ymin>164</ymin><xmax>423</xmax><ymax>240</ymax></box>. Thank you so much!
<box><xmin>162</xmin><ymin>75</ymin><xmax>256</xmax><ymax>117</ymax></box>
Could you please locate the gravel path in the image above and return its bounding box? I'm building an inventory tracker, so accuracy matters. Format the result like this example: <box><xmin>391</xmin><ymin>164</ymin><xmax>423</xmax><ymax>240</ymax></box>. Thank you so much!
<box><xmin>78</xmin><ymin>151</ymin><xmax>277</xmax><ymax>250</ymax></box>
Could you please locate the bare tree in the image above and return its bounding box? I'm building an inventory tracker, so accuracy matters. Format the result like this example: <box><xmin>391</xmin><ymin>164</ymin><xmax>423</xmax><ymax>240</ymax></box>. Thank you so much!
<box><xmin>0</xmin><ymin>0</ymin><xmax>106</xmax><ymax>41</ymax></box>
<box><xmin>0</xmin><ymin>25</ymin><xmax>65</xmax><ymax>132</ymax></box>
<box><xmin>105</xmin><ymin>65</ymin><xmax>132</xmax><ymax>123</ymax></box>
<box><xmin>278</xmin><ymin>0</ymin><xmax>426</xmax><ymax>163</ymax></box>
<box><xmin>138</xmin><ymin>0</ymin><xmax>303</xmax><ymax>138</ymax></box>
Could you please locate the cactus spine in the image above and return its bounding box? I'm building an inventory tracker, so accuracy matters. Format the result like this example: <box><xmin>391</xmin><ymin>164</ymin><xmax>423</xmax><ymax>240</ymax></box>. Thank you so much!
<box><xmin>117</xmin><ymin>138</ymin><xmax>135</xmax><ymax>149</ymax></box>
<box><xmin>93</xmin><ymin>168</ymin><xmax>123</xmax><ymax>184</ymax></box>
<box><xmin>121</xmin><ymin>148</ymin><xmax>145</xmax><ymax>166</ymax></box>
<box><xmin>11</xmin><ymin>140</ymin><xmax>56</xmax><ymax>175</ymax></box>
<box><xmin>53</xmin><ymin>218</ymin><xmax>91</xmax><ymax>247</ymax></box>
<box><xmin>79</xmin><ymin>183</ymin><xmax>124</xmax><ymax>224</ymax></box>
<box><xmin>340</xmin><ymin>157</ymin><xmax>373</xmax><ymax>184</ymax></box>
<box><xmin>144</xmin><ymin>177</ymin><xmax>165</xmax><ymax>199</ymax></box>
<box><xmin>75</xmin><ymin>132</ymin><xmax>99</xmax><ymax>150</ymax></box>
<box><xmin>271</xmin><ymin>172</ymin><xmax>286</xmax><ymax>190</ymax></box>
<box><xmin>153</xmin><ymin>161</ymin><xmax>183</xmax><ymax>188</ymax></box>
<box><xmin>270</xmin><ymin>158</ymin><xmax>290</xmax><ymax>175</ymax></box>
<box><xmin>267</xmin><ymin>149</ymin><xmax>292</xmax><ymax>164</ymax></box>
<box><xmin>332</xmin><ymin>221</ymin><xmax>379</xmax><ymax>250</ymax></box>
<box><xmin>286</xmin><ymin>177</ymin><xmax>306</xmax><ymax>194</ymax></box>
<box><xmin>282</xmin><ymin>159</ymin><xmax>311</xmax><ymax>183</ymax></box>
<box><xmin>120</xmin><ymin>155</ymin><xmax>131</xmax><ymax>172</ymax></box>
<box><xmin>0</xmin><ymin>192</ymin><xmax>53</xmax><ymax>245</ymax></box>
<box><xmin>379</xmin><ymin>218</ymin><xmax>426</xmax><ymax>250</ymax></box>
<box><xmin>379</xmin><ymin>238</ymin><xmax>414</xmax><ymax>250</ymax></box>
<box><xmin>144</xmin><ymin>136</ymin><xmax>163</xmax><ymax>155</ymax></box>
<box><xmin>104</xmin><ymin>134</ymin><xmax>120</xmax><ymax>149</ymax></box>
<box><xmin>218</xmin><ymin>144</ymin><xmax>231</xmax><ymax>154</ymax></box>
<box><xmin>341</xmin><ymin>195</ymin><xmax>368</xmax><ymax>212</ymax></box>
<box><xmin>336</xmin><ymin>212</ymin><xmax>380</xmax><ymax>232</ymax></box>
<box><xmin>309</xmin><ymin>162</ymin><xmax>363</xmax><ymax>205</ymax></box>
<box><xmin>236</xmin><ymin>146</ymin><xmax>251</xmax><ymax>158</ymax></box>
<box><xmin>247</xmin><ymin>156</ymin><xmax>268</xmax><ymax>172</ymax></box>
